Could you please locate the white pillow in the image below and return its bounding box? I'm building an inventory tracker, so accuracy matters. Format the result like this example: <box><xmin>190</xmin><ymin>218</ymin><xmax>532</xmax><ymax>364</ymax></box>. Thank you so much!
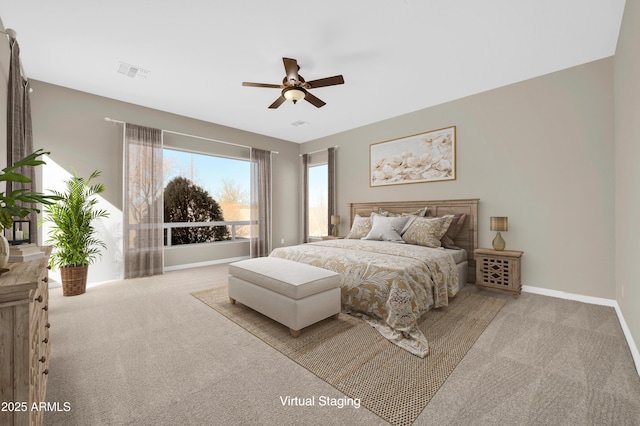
<box><xmin>362</xmin><ymin>213</ymin><xmax>411</xmax><ymax>243</ymax></box>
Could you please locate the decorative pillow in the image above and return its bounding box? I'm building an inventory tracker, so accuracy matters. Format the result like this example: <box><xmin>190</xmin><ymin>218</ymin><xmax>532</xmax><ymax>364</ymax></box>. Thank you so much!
<box><xmin>378</xmin><ymin>206</ymin><xmax>428</xmax><ymax>217</ymax></box>
<box><xmin>346</xmin><ymin>214</ymin><xmax>372</xmax><ymax>239</ymax></box>
<box><xmin>440</xmin><ymin>213</ymin><xmax>466</xmax><ymax>249</ymax></box>
<box><xmin>362</xmin><ymin>213</ymin><xmax>411</xmax><ymax>243</ymax></box>
<box><xmin>402</xmin><ymin>215</ymin><xmax>454</xmax><ymax>248</ymax></box>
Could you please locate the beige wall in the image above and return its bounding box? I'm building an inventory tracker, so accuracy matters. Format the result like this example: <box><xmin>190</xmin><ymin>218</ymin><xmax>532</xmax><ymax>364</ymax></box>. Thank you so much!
<box><xmin>615</xmin><ymin>0</ymin><xmax>640</xmax><ymax>366</ymax></box>
<box><xmin>28</xmin><ymin>81</ymin><xmax>300</xmax><ymax>284</ymax></box>
<box><xmin>304</xmin><ymin>58</ymin><xmax>615</xmax><ymax>299</ymax></box>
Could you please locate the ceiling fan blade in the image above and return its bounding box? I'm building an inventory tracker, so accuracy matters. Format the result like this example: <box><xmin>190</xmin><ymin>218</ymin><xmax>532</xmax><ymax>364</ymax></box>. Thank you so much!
<box><xmin>304</xmin><ymin>91</ymin><xmax>326</xmax><ymax>108</ymax></box>
<box><xmin>242</xmin><ymin>82</ymin><xmax>283</xmax><ymax>89</ymax></box>
<box><xmin>268</xmin><ymin>95</ymin><xmax>286</xmax><ymax>109</ymax></box>
<box><xmin>283</xmin><ymin>57</ymin><xmax>300</xmax><ymax>84</ymax></box>
<box><xmin>306</xmin><ymin>75</ymin><xmax>345</xmax><ymax>89</ymax></box>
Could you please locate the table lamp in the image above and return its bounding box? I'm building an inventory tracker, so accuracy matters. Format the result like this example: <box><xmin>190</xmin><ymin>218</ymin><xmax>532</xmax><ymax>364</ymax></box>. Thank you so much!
<box><xmin>330</xmin><ymin>215</ymin><xmax>340</xmax><ymax>237</ymax></box>
<box><xmin>490</xmin><ymin>216</ymin><xmax>508</xmax><ymax>251</ymax></box>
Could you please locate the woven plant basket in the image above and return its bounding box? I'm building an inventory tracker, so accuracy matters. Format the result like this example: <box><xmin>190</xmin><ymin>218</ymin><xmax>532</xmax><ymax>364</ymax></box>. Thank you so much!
<box><xmin>61</xmin><ymin>265</ymin><xmax>88</xmax><ymax>296</ymax></box>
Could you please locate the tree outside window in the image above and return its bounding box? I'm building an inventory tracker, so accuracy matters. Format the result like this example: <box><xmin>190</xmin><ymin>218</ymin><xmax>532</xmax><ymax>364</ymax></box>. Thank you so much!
<box><xmin>163</xmin><ymin>149</ymin><xmax>250</xmax><ymax>244</ymax></box>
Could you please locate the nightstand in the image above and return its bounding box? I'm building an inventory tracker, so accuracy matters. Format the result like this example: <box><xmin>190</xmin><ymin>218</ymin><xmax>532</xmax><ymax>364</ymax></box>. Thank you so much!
<box><xmin>474</xmin><ymin>248</ymin><xmax>523</xmax><ymax>298</ymax></box>
<box><xmin>321</xmin><ymin>235</ymin><xmax>345</xmax><ymax>240</ymax></box>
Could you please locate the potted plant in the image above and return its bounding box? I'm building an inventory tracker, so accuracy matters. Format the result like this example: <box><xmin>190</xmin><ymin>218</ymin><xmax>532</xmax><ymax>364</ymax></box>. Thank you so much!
<box><xmin>0</xmin><ymin>149</ymin><xmax>59</xmax><ymax>268</ymax></box>
<box><xmin>42</xmin><ymin>170</ymin><xmax>109</xmax><ymax>296</ymax></box>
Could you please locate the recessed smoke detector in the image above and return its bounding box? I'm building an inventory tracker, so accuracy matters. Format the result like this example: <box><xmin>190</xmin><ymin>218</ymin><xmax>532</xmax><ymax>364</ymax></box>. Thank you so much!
<box><xmin>291</xmin><ymin>120</ymin><xmax>309</xmax><ymax>127</ymax></box>
<box><xmin>117</xmin><ymin>62</ymin><xmax>150</xmax><ymax>79</ymax></box>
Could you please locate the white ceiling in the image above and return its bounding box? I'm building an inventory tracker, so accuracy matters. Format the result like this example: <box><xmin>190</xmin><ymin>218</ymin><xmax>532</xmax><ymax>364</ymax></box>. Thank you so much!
<box><xmin>0</xmin><ymin>0</ymin><xmax>626</xmax><ymax>144</ymax></box>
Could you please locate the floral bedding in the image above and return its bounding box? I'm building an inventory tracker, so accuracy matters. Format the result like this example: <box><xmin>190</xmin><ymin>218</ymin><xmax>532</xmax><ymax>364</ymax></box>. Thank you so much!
<box><xmin>269</xmin><ymin>239</ymin><xmax>459</xmax><ymax>357</ymax></box>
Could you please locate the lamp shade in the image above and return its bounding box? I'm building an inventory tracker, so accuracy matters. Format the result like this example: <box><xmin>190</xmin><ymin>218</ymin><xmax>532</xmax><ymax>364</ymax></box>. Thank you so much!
<box><xmin>490</xmin><ymin>217</ymin><xmax>508</xmax><ymax>232</ymax></box>
<box><xmin>331</xmin><ymin>215</ymin><xmax>340</xmax><ymax>225</ymax></box>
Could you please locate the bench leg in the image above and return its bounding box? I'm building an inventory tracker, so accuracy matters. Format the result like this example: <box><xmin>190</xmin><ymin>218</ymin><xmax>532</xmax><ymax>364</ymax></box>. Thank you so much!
<box><xmin>289</xmin><ymin>328</ymin><xmax>301</xmax><ymax>338</ymax></box>
<box><xmin>229</xmin><ymin>297</ymin><xmax>236</xmax><ymax>304</ymax></box>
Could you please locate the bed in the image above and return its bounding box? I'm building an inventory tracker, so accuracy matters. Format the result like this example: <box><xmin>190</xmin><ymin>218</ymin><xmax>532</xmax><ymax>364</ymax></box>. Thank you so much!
<box><xmin>270</xmin><ymin>198</ymin><xmax>479</xmax><ymax>357</ymax></box>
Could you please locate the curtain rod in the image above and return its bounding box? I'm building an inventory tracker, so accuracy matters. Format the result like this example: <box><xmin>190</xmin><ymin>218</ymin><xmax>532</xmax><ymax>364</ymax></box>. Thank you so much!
<box><xmin>104</xmin><ymin>117</ymin><xmax>279</xmax><ymax>154</ymax></box>
<box><xmin>1</xmin><ymin>28</ymin><xmax>31</xmax><ymax>90</ymax></box>
<box><xmin>299</xmin><ymin>146</ymin><xmax>338</xmax><ymax>157</ymax></box>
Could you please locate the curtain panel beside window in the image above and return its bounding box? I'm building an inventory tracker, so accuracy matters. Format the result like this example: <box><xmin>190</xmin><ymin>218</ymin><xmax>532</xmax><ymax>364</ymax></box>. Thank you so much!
<box><xmin>250</xmin><ymin>148</ymin><xmax>272</xmax><ymax>257</ymax></box>
<box><xmin>6</xmin><ymin>36</ymin><xmax>37</xmax><ymax>243</ymax></box>
<box><xmin>301</xmin><ymin>153</ymin><xmax>309</xmax><ymax>243</ymax></box>
<box><xmin>327</xmin><ymin>147</ymin><xmax>336</xmax><ymax>236</ymax></box>
<box><xmin>123</xmin><ymin>124</ymin><xmax>164</xmax><ymax>278</ymax></box>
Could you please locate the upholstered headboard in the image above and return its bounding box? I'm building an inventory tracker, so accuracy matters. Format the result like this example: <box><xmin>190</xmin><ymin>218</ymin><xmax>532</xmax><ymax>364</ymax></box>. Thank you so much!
<box><xmin>348</xmin><ymin>198</ymin><xmax>479</xmax><ymax>283</ymax></box>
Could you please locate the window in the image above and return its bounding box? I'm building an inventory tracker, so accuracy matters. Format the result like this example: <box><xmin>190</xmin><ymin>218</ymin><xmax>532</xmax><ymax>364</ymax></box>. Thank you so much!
<box><xmin>308</xmin><ymin>163</ymin><xmax>328</xmax><ymax>237</ymax></box>
<box><xmin>163</xmin><ymin>148</ymin><xmax>251</xmax><ymax>245</ymax></box>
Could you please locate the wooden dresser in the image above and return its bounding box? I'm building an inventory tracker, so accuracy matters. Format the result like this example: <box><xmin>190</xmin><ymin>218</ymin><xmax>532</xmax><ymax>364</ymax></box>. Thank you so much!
<box><xmin>0</xmin><ymin>247</ymin><xmax>52</xmax><ymax>426</ymax></box>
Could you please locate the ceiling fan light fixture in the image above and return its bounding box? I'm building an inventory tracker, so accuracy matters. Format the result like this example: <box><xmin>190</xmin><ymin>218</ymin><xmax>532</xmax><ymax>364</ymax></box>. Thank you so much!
<box><xmin>283</xmin><ymin>86</ymin><xmax>306</xmax><ymax>104</ymax></box>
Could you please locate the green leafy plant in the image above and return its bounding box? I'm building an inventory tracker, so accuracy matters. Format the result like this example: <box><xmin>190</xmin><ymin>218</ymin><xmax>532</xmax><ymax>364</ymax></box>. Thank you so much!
<box><xmin>42</xmin><ymin>170</ymin><xmax>109</xmax><ymax>269</ymax></box>
<box><xmin>0</xmin><ymin>149</ymin><xmax>59</xmax><ymax>230</ymax></box>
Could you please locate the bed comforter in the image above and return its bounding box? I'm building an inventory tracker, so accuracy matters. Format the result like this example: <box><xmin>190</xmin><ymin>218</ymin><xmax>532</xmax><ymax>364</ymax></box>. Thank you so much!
<box><xmin>269</xmin><ymin>239</ymin><xmax>458</xmax><ymax>357</ymax></box>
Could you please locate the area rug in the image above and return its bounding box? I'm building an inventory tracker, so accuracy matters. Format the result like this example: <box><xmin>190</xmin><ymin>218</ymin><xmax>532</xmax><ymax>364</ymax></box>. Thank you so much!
<box><xmin>191</xmin><ymin>286</ymin><xmax>505</xmax><ymax>426</ymax></box>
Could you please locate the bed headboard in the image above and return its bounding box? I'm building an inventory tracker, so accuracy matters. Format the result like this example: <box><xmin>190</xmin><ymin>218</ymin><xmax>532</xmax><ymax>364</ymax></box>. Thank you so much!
<box><xmin>348</xmin><ymin>198</ymin><xmax>479</xmax><ymax>283</ymax></box>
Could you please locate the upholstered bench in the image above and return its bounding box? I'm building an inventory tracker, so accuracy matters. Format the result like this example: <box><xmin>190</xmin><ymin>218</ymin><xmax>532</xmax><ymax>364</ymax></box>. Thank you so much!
<box><xmin>228</xmin><ymin>257</ymin><xmax>341</xmax><ymax>338</ymax></box>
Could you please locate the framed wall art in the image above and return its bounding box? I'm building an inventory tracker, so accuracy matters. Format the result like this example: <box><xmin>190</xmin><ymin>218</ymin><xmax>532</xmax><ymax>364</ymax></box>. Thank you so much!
<box><xmin>370</xmin><ymin>126</ymin><xmax>456</xmax><ymax>187</ymax></box>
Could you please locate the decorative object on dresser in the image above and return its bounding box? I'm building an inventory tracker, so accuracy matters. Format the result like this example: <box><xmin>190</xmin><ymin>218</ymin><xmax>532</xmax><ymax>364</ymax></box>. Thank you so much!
<box><xmin>42</xmin><ymin>170</ymin><xmax>109</xmax><ymax>296</ymax></box>
<box><xmin>0</xmin><ymin>247</ymin><xmax>52</xmax><ymax>426</ymax></box>
<box><xmin>490</xmin><ymin>216</ymin><xmax>508</xmax><ymax>251</ymax></box>
<box><xmin>475</xmin><ymin>248</ymin><xmax>523</xmax><ymax>298</ymax></box>
<box><xmin>0</xmin><ymin>150</ymin><xmax>60</xmax><ymax>269</ymax></box>
<box><xmin>370</xmin><ymin>126</ymin><xmax>456</xmax><ymax>186</ymax></box>
<box><xmin>8</xmin><ymin>243</ymin><xmax>45</xmax><ymax>263</ymax></box>
<box><xmin>5</xmin><ymin>219</ymin><xmax>31</xmax><ymax>245</ymax></box>
<box><xmin>330</xmin><ymin>214</ymin><xmax>340</xmax><ymax>236</ymax></box>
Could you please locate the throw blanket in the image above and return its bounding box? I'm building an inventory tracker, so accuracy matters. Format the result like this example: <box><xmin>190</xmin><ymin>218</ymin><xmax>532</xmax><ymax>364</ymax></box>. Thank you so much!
<box><xmin>270</xmin><ymin>239</ymin><xmax>458</xmax><ymax>357</ymax></box>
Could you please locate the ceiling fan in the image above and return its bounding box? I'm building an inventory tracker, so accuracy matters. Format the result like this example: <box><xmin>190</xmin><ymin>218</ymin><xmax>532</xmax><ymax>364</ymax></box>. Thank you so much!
<box><xmin>242</xmin><ymin>57</ymin><xmax>344</xmax><ymax>109</ymax></box>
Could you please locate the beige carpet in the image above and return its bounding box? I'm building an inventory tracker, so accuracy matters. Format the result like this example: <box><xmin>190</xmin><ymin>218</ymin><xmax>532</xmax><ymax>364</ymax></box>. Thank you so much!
<box><xmin>192</xmin><ymin>286</ymin><xmax>506</xmax><ymax>426</ymax></box>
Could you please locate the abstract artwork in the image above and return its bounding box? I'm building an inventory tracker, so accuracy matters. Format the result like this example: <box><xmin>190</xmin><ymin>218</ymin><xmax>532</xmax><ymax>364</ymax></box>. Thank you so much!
<box><xmin>370</xmin><ymin>126</ymin><xmax>456</xmax><ymax>186</ymax></box>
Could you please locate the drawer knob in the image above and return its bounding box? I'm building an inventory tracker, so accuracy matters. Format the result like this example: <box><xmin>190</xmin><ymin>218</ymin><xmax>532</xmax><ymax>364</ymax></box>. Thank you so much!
<box><xmin>45</xmin><ymin>323</ymin><xmax>51</xmax><ymax>329</ymax></box>
<box><xmin>42</xmin><ymin>337</ymin><xmax>49</xmax><ymax>344</ymax></box>
<box><xmin>42</xmin><ymin>305</ymin><xmax>48</xmax><ymax>311</ymax></box>
<box><xmin>35</xmin><ymin>295</ymin><xmax>43</xmax><ymax>303</ymax></box>
<box><xmin>47</xmin><ymin>265</ymin><xmax>51</xmax><ymax>270</ymax></box>
<box><xmin>39</xmin><ymin>356</ymin><xmax>46</xmax><ymax>363</ymax></box>
<box><xmin>43</xmin><ymin>369</ymin><xmax>49</xmax><ymax>375</ymax></box>
<box><xmin>42</xmin><ymin>277</ymin><xmax>49</xmax><ymax>283</ymax></box>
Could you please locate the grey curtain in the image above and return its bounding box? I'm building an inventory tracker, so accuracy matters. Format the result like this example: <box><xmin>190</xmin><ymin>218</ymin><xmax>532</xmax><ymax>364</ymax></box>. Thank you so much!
<box><xmin>123</xmin><ymin>124</ymin><xmax>164</xmax><ymax>278</ymax></box>
<box><xmin>327</xmin><ymin>147</ymin><xmax>336</xmax><ymax>236</ymax></box>
<box><xmin>250</xmin><ymin>148</ymin><xmax>272</xmax><ymax>257</ymax></box>
<box><xmin>6</xmin><ymin>36</ymin><xmax>37</xmax><ymax>243</ymax></box>
<box><xmin>301</xmin><ymin>153</ymin><xmax>309</xmax><ymax>243</ymax></box>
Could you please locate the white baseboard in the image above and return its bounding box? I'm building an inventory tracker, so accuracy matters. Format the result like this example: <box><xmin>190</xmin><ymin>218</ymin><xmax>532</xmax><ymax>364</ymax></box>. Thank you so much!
<box><xmin>163</xmin><ymin>256</ymin><xmax>249</xmax><ymax>272</ymax></box>
<box><xmin>523</xmin><ymin>285</ymin><xmax>640</xmax><ymax>376</ymax></box>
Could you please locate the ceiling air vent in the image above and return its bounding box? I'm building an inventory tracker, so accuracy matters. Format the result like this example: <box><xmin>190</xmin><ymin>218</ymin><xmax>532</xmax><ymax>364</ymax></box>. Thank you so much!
<box><xmin>291</xmin><ymin>120</ymin><xmax>309</xmax><ymax>127</ymax></box>
<box><xmin>117</xmin><ymin>62</ymin><xmax>150</xmax><ymax>79</ymax></box>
